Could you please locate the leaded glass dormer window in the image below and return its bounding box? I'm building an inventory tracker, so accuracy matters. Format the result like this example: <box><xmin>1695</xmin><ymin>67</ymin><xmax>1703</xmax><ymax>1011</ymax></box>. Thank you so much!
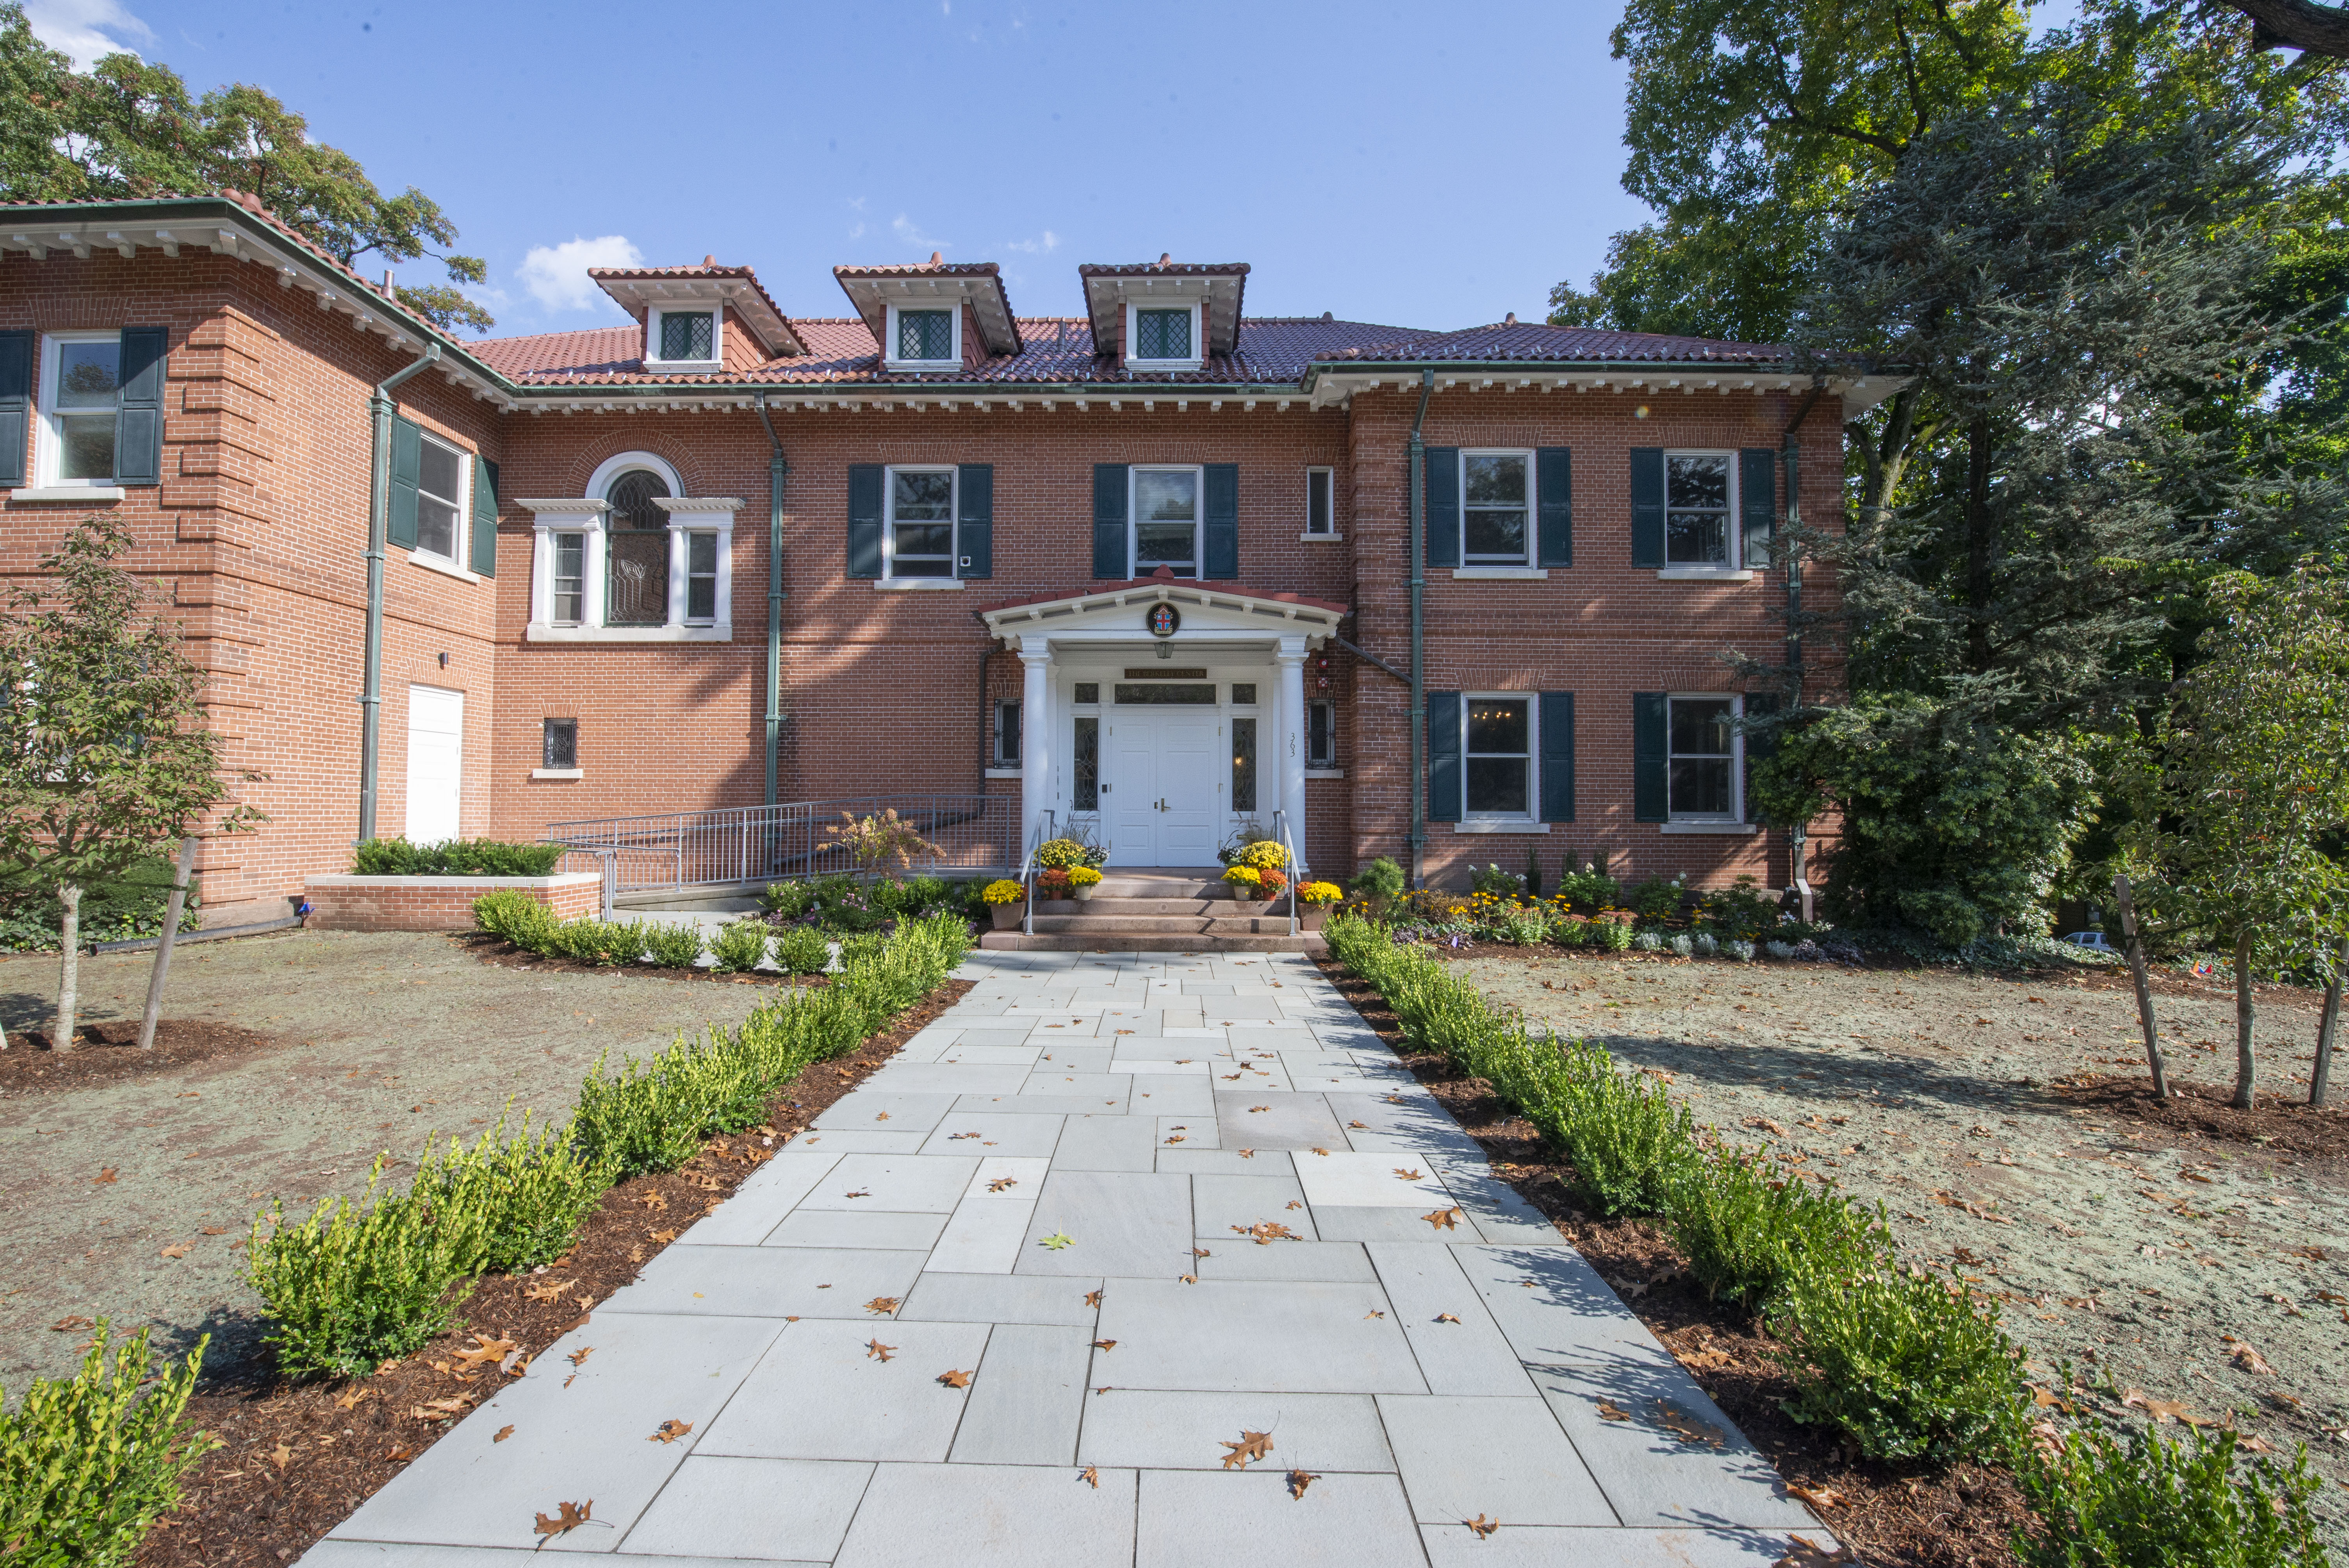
<box><xmin>1134</xmin><ymin>307</ymin><xmax>1191</xmax><ymax>361</ymax></box>
<box><xmin>896</xmin><ymin>308</ymin><xmax>954</xmax><ymax>362</ymax></box>
<box><xmin>658</xmin><ymin>310</ymin><xmax>715</xmax><ymax>362</ymax></box>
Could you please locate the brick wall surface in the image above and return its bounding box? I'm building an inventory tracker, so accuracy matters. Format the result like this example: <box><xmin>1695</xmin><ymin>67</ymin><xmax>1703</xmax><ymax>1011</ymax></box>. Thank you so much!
<box><xmin>301</xmin><ymin>873</ymin><xmax>601</xmax><ymax>931</ymax></box>
<box><xmin>3</xmin><ymin>249</ymin><xmax>1846</xmax><ymax>911</ymax></box>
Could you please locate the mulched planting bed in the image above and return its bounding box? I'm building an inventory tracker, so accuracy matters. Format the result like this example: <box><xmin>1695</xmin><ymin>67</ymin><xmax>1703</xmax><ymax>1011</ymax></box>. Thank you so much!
<box><xmin>138</xmin><ymin>976</ymin><xmax>972</xmax><ymax>1568</ymax></box>
<box><xmin>1315</xmin><ymin>955</ymin><xmax>2033</xmax><ymax>1568</ymax></box>
<box><xmin>0</xmin><ymin>1019</ymin><xmax>282</xmax><ymax>1097</ymax></box>
<box><xmin>2054</xmin><ymin>1073</ymin><xmax>2347</xmax><ymax>1160</ymax></box>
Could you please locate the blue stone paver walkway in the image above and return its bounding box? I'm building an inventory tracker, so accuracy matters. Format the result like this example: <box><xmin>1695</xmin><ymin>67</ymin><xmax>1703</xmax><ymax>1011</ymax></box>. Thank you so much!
<box><xmin>304</xmin><ymin>950</ymin><xmax>1833</xmax><ymax>1567</ymax></box>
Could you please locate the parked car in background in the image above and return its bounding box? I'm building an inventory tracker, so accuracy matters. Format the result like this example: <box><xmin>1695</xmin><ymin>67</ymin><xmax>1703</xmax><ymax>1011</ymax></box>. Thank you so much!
<box><xmin>2064</xmin><ymin>930</ymin><xmax>2117</xmax><ymax>952</ymax></box>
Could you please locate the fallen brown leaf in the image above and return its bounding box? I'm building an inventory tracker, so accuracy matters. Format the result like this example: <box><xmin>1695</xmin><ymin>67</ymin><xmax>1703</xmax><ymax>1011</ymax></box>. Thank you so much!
<box><xmin>523</xmin><ymin>1281</ymin><xmax>572</xmax><ymax>1304</ymax></box>
<box><xmin>1221</xmin><ymin>1430</ymin><xmax>1274</xmax><ymax>1469</ymax></box>
<box><xmin>1654</xmin><ymin>1400</ymin><xmax>1727</xmax><ymax>1448</ymax></box>
<box><xmin>334</xmin><ymin>1388</ymin><xmax>371</xmax><ymax>1411</ymax></box>
<box><xmin>1422</xmin><ymin>1208</ymin><xmax>1461</xmax><ymax>1231</ymax></box>
<box><xmin>1085</xmin><ymin>1290</ymin><xmax>1104</xmax><ymax>1307</ymax></box>
<box><xmin>92</xmin><ymin>1168</ymin><xmax>118</xmax><ymax>1185</ymax></box>
<box><xmin>1774</xmin><ymin>1534</ymin><xmax>1859</xmax><ymax>1567</ymax></box>
<box><xmin>453</xmin><ymin>1334</ymin><xmax>520</xmax><ymax>1370</ymax></box>
<box><xmin>1287</xmin><ymin>1469</ymin><xmax>1320</xmax><ymax>1499</ymax></box>
<box><xmin>1465</xmin><ymin>1514</ymin><xmax>1499</xmax><ymax>1539</ymax></box>
<box><xmin>494</xmin><ymin>1425</ymin><xmax>515</xmax><ymax>1443</ymax></box>
<box><xmin>987</xmin><ymin>1178</ymin><xmax>1018</xmax><ymax>1192</ymax></box>
<box><xmin>534</xmin><ymin>1500</ymin><xmax>592</xmax><ymax>1539</ymax></box>
<box><xmin>937</xmin><ymin>1369</ymin><xmax>973</xmax><ymax>1388</ymax></box>
<box><xmin>648</xmin><ymin>1420</ymin><xmax>693</xmax><ymax>1444</ymax></box>
<box><xmin>1092</xmin><ymin>1339</ymin><xmax>1117</xmax><ymax>1352</ymax></box>
<box><xmin>866</xmin><ymin>1340</ymin><xmax>896</xmax><ymax>1362</ymax></box>
<box><xmin>2123</xmin><ymin>1389</ymin><xmax>2214</xmax><ymax>1426</ymax></box>
<box><xmin>864</xmin><ymin>1297</ymin><xmax>902</xmax><ymax>1317</ymax></box>
<box><xmin>1394</xmin><ymin>1168</ymin><xmax>1424</xmax><ymax>1180</ymax></box>
<box><xmin>1434</xmin><ymin>1313</ymin><xmax>1461</xmax><ymax>1324</ymax></box>
<box><xmin>48</xmin><ymin>1315</ymin><xmax>93</xmax><ymax>1332</ymax></box>
<box><xmin>1787</xmin><ymin>1481</ymin><xmax>1847</xmax><ymax>1509</ymax></box>
<box><xmin>2231</xmin><ymin>1345</ymin><xmax>2276</xmax><ymax>1375</ymax></box>
<box><xmin>1597</xmin><ymin>1401</ymin><xmax>1632</xmax><ymax>1422</ymax></box>
<box><xmin>270</xmin><ymin>1443</ymin><xmax>292</xmax><ymax>1470</ymax></box>
<box><xmin>159</xmin><ymin>1244</ymin><xmax>191</xmax><ymax>1259</ymax></box>
<box><xmin>635</xmin><ymin>1191</ymin><xmax>668</xmax><ymax>1211</ymax></box>
<box><xmin>649</xmin><ymin>1228</ymin><xmax>677</xmax><ymax>1244</ymax></box>
<box><xmin>1079</xmin><ymin>1464</ymin><xmax>1100</xmax><ymax>1488</ymax></box>
<box><xmin>567</xmin><ymin>1346</ymin><xmax>595</xmax><ymax>1368</ymax></box>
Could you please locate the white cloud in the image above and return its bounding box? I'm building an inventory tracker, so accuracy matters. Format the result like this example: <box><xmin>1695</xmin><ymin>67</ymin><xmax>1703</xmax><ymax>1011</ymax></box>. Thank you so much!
<box><xmin>515</xmin><ymin>235</ymin><xmax>645</xmax><ymax>314</ymax></box>
<box><xmin>23</xmin><ymin>0</ymin><xmax>154</xmax><ymax>68</ymax></box>
<box><xmin>1003</xmin><ymin>230</ymin><xmax>1060</xmax><ymax>255</ymax></box>
<box><xmin>892</xmin><ymin>214</ymin><xmax>948</xmax><ymax>253</ymax></box>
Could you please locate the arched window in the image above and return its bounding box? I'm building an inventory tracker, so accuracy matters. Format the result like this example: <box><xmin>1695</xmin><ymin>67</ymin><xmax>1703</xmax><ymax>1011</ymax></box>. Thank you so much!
<box><xmin>604</xmin><ymin>467</ymin><xmax>672</xmax><ymax>626</ymax></box>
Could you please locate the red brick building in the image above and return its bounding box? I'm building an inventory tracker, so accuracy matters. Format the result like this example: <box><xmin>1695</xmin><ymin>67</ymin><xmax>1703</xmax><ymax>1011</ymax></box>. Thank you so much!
<box><xmin>0</xmin><ymin>195</ymin><xmax>1881</xmax><ymax>927</ymax></box>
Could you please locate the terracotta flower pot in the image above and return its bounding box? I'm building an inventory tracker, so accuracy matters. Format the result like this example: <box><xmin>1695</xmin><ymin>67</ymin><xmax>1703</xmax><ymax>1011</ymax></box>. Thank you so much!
<box><xmin>989</xmin><ymin>903</ymin><xmax>1025</xmax><ymax>930</ymax></box>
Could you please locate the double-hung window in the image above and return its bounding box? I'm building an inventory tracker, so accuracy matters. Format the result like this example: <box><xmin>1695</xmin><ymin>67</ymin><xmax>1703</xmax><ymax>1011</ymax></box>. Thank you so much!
<box><xmin>1668</xmin><ymin>695</ymin><xmax>1740</xmax><ymax>821</ymax></box>
<box><xmin>43</xmin><ymin>333</ymin><xmax>121</xmax><ymax>485</ymax></box>
<box><xmin>1132</xmin><ymin>466</ymin><xmax>1200</xmax><ymax>578</ymax></box>
<box><xmin>1462</xmin><ymin>451</ymin><xmax>1531</xmax><ymax>565</ymax></box>
<box><xmin>1666</xmin><ymin>453</ymin><xmax>1734</xmax><ymax>568</ymax></box>
<box><xmin>886</xmin><ymin>467</ymin><xmax>956</xmax><ymax>578</ymax></box>
<box><xmin>551</xmin><ymin>535</ymin><xmax>586</xmax><ymax>624</ymax></box>
<box><xmin>1465</xmin><ymin>697</ymin><xmax>1533</xmax><ymax>818</ymax></box>
<box><xmin>413</xmin><ymin>434</ymin><xmax>467</xmax><ymax>564</ymax></box>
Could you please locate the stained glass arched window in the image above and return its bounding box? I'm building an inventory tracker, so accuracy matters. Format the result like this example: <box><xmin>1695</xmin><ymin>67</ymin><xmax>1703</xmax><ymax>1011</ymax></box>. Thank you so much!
<box><xmin>605</xmin><ymin>469</ymin><xmax>671</xmax><ymax>625</ymax></box>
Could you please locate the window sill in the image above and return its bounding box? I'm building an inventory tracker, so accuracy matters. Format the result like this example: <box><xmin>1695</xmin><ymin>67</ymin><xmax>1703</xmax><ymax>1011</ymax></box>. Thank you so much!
<box><xmin>1451</xmin><ymin>567</ymin><xmax>1549</xmax><ymax>581</ymax></box>
<box><xmin>1453</xmin><ymin>820</ymin><xmax>1551</xmax><ymax>835</ymax></box>
<box><xmin>1126</xmin><ymin>360</ymin><xmax>1204</xmax><ymax>373</ymax></box>
<box><xmin>1306</xmin><ymin>768</ymin><xmax>1345</xmax><ymax>780</ymax></box>
<box><xmin>1299</xmin><ymin>532</ymin><xmax>1344</xmax><ymax>543</ymax></box>
<box><xmin>984</xmin><ymin>767</ymin><xmax>1023</xmax><ymax>779</ymax></box>
<box><xmin>1658</xmin><ymin>568</ymin><xmax>1755</xmax><ymax>583</ymax></box>
<box><xmin>643</xmin><ymin>359</ymin><xmax>723</xmax><ymax>375</ymax></box>
<box><xmin>874</xmin><ymin>578</ymin><xmax>966</xmax><ymax>592</ymax></box>
<box><xmin>1659</xmin><ymin>821</ymin><xmax>1759</xmax><ymax>835</ymax></box>
<box><xmin>883</xmin><ymin>360</ymin><xmax>962</xmax><ymax>374</ymax></box>
<box><xmin>11</xmin><ymin>485</ymin><xmax>125</xmax><ymax>503</ymax></box>
<box><xmin>408</xmin><ymin>551</ymin><xmax>482</xmax><ymax>585</ymax></box>
<box><xmin>525</xmin><ymin>623</ymin><xmax>733</xmax><ymax>643</ymax></box>
<box><xmin>530</xmin><ymin>768</ymin><xmax>583</xmax><ymax>780</ymax></box>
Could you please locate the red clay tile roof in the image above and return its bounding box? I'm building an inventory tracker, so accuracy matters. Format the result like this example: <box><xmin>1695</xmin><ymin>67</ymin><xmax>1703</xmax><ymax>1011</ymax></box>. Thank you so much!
<box><xmin>1321</xmin><ymin>321</ymin><xmax>1792</xmax><ymax>365</ymax></box>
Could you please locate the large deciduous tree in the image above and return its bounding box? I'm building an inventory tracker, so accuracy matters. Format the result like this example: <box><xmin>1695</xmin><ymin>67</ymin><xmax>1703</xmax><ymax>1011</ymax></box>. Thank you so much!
<box><xmin>0</xmin><ymin>3</ymin><xmax>490</xmax><ymax>332</ymax></box>
<box><xmin>0</xmin><ymin>522</ymin><xmax>262</xmax><ymax>1048</ymax></box>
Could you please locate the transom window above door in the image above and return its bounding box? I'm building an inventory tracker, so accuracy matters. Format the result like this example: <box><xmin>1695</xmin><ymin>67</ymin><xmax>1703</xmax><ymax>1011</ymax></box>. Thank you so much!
<box><xmin>1133</xmin><ymin>466</ymin><xmax>1201</xmax><ymax>577</ymax></box>
<box><xmin>886</xmin><ymin>467</ymin><xmax>957</xmax><ymax>577</ymax></box>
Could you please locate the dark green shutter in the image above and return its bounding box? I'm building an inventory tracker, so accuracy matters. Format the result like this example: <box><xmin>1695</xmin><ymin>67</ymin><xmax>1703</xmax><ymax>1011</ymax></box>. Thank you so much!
<box><xmin>1633</xmin><ymin>691</ymin><xmax>1668</xmax><ymax>822</ymax></box>
<box><xmin>1742</xmin><ymin>691</ymin><xmax>1779</xmax><ymax>822</ymax></box>
<box><xmin>847</xmin><ymin>464</ymin><xmax>883</xmax><ymax>579</ymax></box>
<box><xmin>957</xmin><ymin>463</ymin><xmax>993</xmax><ymax>579</ymax></box>
<box><xmin>1428</xmin><ymin>691</ymin><xmax>1462</xmax><ymax>823</ymax></box>
<box><xmin>1539</xmin><ymin>691</ymin><xmax>1575</xmax><ymax>822</ymax></box>
<box><xmin>1740</xmin><ymin>448</ymin><xmax>1776</xmax><ymax>570</ymax></box>
<box><xmin>1203</xmin><ymin>462</ymin><xmax>1238</xmax><ymax>579</ymax></box>
<box><xmin>0</xmin><ymin>330</ymin><xmax>29</xmax><ymax>488</ymax></box>
<box><xmin>1630</xmin><ymin>449</ymin><xmax>1664</xmax><ymax>568</ymax></box>
<box><xmin>113</xmin><ymin>326</ymin><xmax>166</xmax><ymax>486</ymax></box>
<box><xmin>1424</xmin><ymin>447</ymin><xmax>1459</xmax><ymax>568</ymax></box>
<box><xmin>388</xmin><ymin>415</ymin><xmax>422</xmax><ymax>549</ymax></box>
<box><xmin>470</xmin><ymin>455</ymin><xmax>499</xmax><ymax>577</ymax></box>
<box><xmin>1536</xmin><ymin>447</ymin><xmax>1572</xmax><ymax>568</ymax></box>
<box><xmin>1093</xmin><ymin>463</ymin><xmax>1129</xmax><ymax>579</ymax></box>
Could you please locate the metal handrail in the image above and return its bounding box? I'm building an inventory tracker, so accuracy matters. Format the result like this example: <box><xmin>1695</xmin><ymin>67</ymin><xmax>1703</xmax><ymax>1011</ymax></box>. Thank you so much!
<box><xmin>542</xmin><ymin>795</ymin><xmax>1018</xmax><ymax>897</ymax></box>
<box><xmin>1272</xmin><ymin>809</ymin><xmax>1304</xmax><ymax>939</ymax></box>
<box><xmin>1019</xmin><ymin>810</ymin><xmax>1056</xmax><ymax>939</ymax></box>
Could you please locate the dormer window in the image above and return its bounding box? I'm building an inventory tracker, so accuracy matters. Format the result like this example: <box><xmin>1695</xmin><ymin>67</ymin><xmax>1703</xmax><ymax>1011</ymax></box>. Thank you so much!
<box><xmin>1126</xmin><ymin>302</ymin><xmax>1201</xmax><ymax>369</ymax></box>
<box><xmin>646</xmin><ymin>307</ymin><xmax>722</xmax><ymax>371</ymax></box>
<box><xmin>885</xmin><ymin>304</ymin><xmax>960</xmax><ymax>370</ymax></box>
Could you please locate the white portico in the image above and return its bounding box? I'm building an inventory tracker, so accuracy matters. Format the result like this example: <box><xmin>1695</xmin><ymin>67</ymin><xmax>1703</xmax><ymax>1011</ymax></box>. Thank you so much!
<box><xmin>980</xmin><ymin>576</ymin><xmax>1346</xmax><ymax>871</ymax></box>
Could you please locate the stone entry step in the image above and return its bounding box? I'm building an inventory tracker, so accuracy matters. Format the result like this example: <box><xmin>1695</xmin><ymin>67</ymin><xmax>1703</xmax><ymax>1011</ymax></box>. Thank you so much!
<box><xmin>997</xmin><ymin>875</ymin><xmax>1318</xmax><ymax>953</ymax></box>
<box><xmin>977</xmin><ymin>929</ymin><xmax>1326</xmax><ymax>952</ymax></box>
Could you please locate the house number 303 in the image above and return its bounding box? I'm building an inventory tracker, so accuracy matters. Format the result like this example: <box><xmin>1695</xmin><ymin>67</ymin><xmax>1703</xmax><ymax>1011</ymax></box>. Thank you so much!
<box><xmin>1288</xmin><ymin>731</ymin><xmax>1297</xmax><ymax>758</ymax></box>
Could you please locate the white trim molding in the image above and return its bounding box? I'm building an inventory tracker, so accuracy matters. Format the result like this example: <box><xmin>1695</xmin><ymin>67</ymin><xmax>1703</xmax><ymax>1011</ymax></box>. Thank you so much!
<box><xmin>883</xmin><ymin>301</ymin><xmax>962</xmax><ymax>372</ymax></box>
<box><xmin>9</xmin><ymin>485</ymin><xmax>124</xmax><ymax>502</ymax></box>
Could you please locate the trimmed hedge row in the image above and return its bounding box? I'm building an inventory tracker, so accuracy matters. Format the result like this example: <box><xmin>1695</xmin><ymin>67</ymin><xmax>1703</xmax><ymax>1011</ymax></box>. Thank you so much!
<box><xmin>471</xmin><ymin>889</ymin><xmax>828</xmax><ymax>976</ymax></box>
<box><xmin>350</xmin><ymin>837</ymin><xmax>565</xmax><ymax>877</ymax></box>
<box><xmin>1324</xmin><ymin>913</ymin><xmax>2329</xmax><ymax>1564</ymax></box>
<box><xmin>242</xmin><ymin>912</ymin><xmax>970</xmax><ymax>1380</ymax></box>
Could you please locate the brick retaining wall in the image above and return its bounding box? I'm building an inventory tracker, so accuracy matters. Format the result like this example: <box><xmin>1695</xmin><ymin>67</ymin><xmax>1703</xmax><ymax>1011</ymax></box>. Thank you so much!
<box><xmin>302</xmin><ymin>872</ymin><xmax>603</xmax><ymax>932</ymax></box>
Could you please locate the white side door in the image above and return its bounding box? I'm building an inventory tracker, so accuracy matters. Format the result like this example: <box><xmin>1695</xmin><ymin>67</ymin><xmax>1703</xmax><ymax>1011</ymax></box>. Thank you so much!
<box><xmin>404</xmin><ymin>684</ymin><xmax>464</xmax><ymax>845</ymax></box>
<box><xmin>1157</xmin><ymin>716</ymin><xmax>1221</xmax><ymax>866</ymax></box>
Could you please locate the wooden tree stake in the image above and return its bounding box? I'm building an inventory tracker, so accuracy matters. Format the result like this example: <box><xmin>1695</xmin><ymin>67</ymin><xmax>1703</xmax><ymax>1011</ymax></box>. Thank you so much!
<box><xmin>2111</xmin><ymin>875</ymin><xmax>2168</xmax><ymax>1100</ymax></box>
<box><xmin>2312</xmin><ymin>930</ymin><xmax>2344</xmax><ymax>1108</ymax></box>
<box><xmin>137</xmin><ymin>837</ymin><xmax>200</xmax><ymax>1051</ymax></box>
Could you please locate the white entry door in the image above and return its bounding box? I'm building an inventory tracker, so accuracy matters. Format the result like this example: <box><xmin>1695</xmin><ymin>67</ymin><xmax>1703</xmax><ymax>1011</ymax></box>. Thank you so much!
<box><xmin>1103</xmin><ymin>709</ymin><xmax>1222</xmax><ymax>867</ymax></box>
<box><xmin>405</xmin><ymin>684</ymin><xmax>464</xmax><ymax>845</ymax></box>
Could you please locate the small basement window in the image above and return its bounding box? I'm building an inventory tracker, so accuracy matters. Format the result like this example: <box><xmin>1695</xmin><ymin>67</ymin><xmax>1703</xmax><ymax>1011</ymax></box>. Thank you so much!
<box><xmin>542</xmin><ymin>718</ymin><xmax>578</xmax><ymax>770</ymax></box>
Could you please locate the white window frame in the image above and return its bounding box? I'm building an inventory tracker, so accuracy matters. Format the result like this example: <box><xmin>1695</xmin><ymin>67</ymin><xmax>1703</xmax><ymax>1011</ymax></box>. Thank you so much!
<box><xmin>884</xmin><ymin>303</ymin><xmax>962</xmax><ymax>371</ymax></box>
<box><xmin>1303</xmin><ymin>466</ymin><xmax>1338</xmax><ymax>541</ymax></box>
<box><xmin>882</xmin><ymin>464</ymin><xmax>959</xmax><ymax>581</ymax></box>
<box><xmin>1663</xmin><ymin>449</ymin><xmax>1739</xmax><ymax>573</ymax></box>
<box><xmin>523</xmin><ymin>451</ymin><xmax>737</xmax><ymax>642</ymax></box>
<box><xmin>410</xmin><ymin>428</ymin><xmax>472</xmax><ymax>570</ymax></box>
<box><xmin>1125</xmin><ymin>301</ymin><xmax>1203</xmax><ymax>371</ymax></box>
<box><xmin>1462</xmin><ymin>692</ymin><xmax>1539</xmax><ymax>826</ymax></box>
<box><xmin>1666</xmin><ymin>692</ymin><xmax>1743</xmax><ymax>825</ymax></box>
<box><xmin>1459</xmin><ymin>449</ymin><xmax>1536</xmax><ymax>568</ymax></box>
<box><xmin>33</xmin><ymin>330</ymin><xmax>125</xmax><ymax>492</ymax></box>
<box><xmin>1130</xmin><ymin>464</ymin><xmax>1204</xmax><ymax>579</ymax></box>
<box><xmin>645</xmin><ymin>306</ymin><xmax>722</xmax><ymax>372</ymax></box>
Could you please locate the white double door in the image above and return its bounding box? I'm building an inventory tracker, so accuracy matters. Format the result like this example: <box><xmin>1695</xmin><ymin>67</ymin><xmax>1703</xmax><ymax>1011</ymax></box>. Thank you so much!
<box><xmin>1104</xmin><ymin>708</ymin><xmax>1223</xmax><ymax>867</ymax></box>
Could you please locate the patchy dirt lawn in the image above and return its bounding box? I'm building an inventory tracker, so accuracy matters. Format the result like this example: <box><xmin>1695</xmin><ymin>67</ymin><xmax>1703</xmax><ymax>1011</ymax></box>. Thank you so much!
<box><xmin>0</xmin><ymin>930</ymin><xmax>778</xmax><ymax>1394</ymax></box>
<box><xmin>1451</xmin><ymin>946</ymin><xmax>2349</xmax><ymax>1542</ymax></box>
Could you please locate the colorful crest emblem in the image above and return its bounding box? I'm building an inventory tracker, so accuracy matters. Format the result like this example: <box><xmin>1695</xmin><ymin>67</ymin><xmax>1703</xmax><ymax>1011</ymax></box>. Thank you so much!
<box><xmin>1146</xmin><ymin>603</ymin><xmax>1181</xmax><ymax>638</ymax></box>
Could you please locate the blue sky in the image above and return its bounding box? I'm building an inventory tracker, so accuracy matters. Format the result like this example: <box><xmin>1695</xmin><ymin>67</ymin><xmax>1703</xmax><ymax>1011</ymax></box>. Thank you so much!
<box><xmin>23</xmin><ymin>0</ymin><xmax>1655</xmax><ymax>341</ymax></box>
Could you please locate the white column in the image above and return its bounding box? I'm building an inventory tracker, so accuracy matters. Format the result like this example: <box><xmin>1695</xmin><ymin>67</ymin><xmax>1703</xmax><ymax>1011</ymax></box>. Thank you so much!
<box><xmin>1275</xmin><ymin>640</ymin><xmax>1308</xmax><ymax>874</ymax></box>
<box><xmin>1019</xmin><ymin>641</ymin><xmax>1055</xmax><ymax>857</ymax></box>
